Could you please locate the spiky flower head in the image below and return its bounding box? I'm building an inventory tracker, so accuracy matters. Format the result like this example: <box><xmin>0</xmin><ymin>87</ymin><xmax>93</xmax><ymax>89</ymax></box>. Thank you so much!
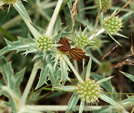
<box><xmin>90</xmin><ymin>38</ymin><xmax>102</xmax><ymax>50</ymax></box>
<box><xmin>95</xmin><ymin>0</ymin><xmax>112</xmax><ymax>11</ymax></box>
<box><xmin>103</xmin><ymin>16</ymin><xmax>122</xmax><ymax>35</ymax></box>
<box><xmin>77</xmin><ymin>79</ymin><xmax>102</xmax><ymax>104</ymax></box>
<box><xmin>76</xmin><ymin>34</ymin><xmax>89</xmax><ymax>48</ymax></box>
<box><xmin>2</xmin><ymin>0</ymin><xmax>16</xmax><ymax>4</ymax></box>
<box><xmin>36</xmin><ymin>35</ymin><xmax>52</xmax><ymax>51</ymax></box>
<box><xmin>98</xmin><ymin>61</ymin><xmax>113</xmax><ymax>75</ymax></box>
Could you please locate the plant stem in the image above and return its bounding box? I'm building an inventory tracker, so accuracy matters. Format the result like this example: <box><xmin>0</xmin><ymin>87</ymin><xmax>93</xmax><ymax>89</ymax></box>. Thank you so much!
<box><xmin>21</xmin><ymin>15</ymin><xmax>39</xmax><ymax>39</ymax></box>
<box><xmin>18</xmin><ymin>0</ymin><xmax>64</xmax><ymax>109</ymax></box>
<box><xmin>63</xmin><ymin>55</ymin><xmax>83</xmax><ymax>83</ymax></box>
<box><xmin>89</xmin><ymin>28</ymin><xmax>105</xmax><ymax>40</ymax></box>
<box><xmin>45</xmin><ymin>0</ymin><xmax>63</xmax><ymax>36</ymax></box>
<box><xmin>19</xmin><ymin>60</ymin><xmax>40</xmax><ymax>109</ymax></box>
<box><xmin>27</xmin><ymin>105</ymin><xmax>102</xmax><ymax>111</ymax></box>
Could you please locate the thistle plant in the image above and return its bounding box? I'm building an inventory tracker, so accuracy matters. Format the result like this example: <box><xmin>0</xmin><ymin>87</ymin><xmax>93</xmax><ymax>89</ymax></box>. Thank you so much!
<box><xmin>77</xmin><ymin>79</ymin><xmax>102</xmax><ymax>104</ymax></box>
<box><xmin>95</xmin><ymin>0</ymin><xmax>112</xmax><ymax>11</ymax></box>
<box><xmin>35</xmin><ymin>35</ymin><xmax>52</xmax><ymax>51</ymax></box>
<box><xmin>0</xmin><ymin>0</ymin><xmax>134</xmax><ymax>113</ymax></box>
<box><xmin>103</xmin><ymin>16</ymin><xmax>123</xmax><ymax>35</ymax></box>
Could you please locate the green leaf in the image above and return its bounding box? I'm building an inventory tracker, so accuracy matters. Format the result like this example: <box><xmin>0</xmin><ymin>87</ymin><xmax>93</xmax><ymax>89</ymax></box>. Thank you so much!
<box><xmin>52</xmin><ymin>16</ymin><xmax>61</xmax><ymax>36</ymax></box>
<box><xmin>91</xmin><ymin>74</ymin><xmax>113</xmax><ymax>92</ymax></box>
<box><xmin>66</xmin><ymin>93</ymin><xmax>79</xmax><ymax>113</ymax></box>
<box><xmin>55</xmin><ymin>86</ymin><xmax>76</xmax><ymax>92</ymax></box>
<box><xmin>60</xmin><ymin>58</ymin><xmax>70</xmax><ymax>84</ymax></box>
<box><xmin>0</xmin><ymin>26</ymin><xmax>16</xmax><ymax>41</ymax></box>
<box><xmin>97</xmin><ymin>76</ymin><xmax>113</xmax><ymax>84</ymax></box>
<box><xmin>100</xmin><ymin>94</ymin><xmax>124</xmax><ymax>109</ymax></box>
<box><xmin>0</xmin><ymin>56</ymin><xmax>26</xmax><ymax>96</ymax></box>
<box><xmin>86</xmin><ymin>57</ymin><xmax>92</xmax><ymax>79</ymax></box>
<box><xmin>120</xmin><ymin>71</ymin><xmax>134</xmax><ymax>82</ymax></box>
<box><xmin>0</xmin><ymin>56</ymin><xmax>26</xmax><ymax>112</ymax></box>
<box><xmin>121</xmin><ymin>96</ymin><xmax>134</xmax><ymax>103</ymax></box>
<box><xmin>36</xmin><ymin>52</ymin><xmax>60</xmax><ymax>89</ymax></box>
<box><xmin>79</xmin><ymin>101</ymin><xmax>84</xmax><ymax>113</ymax></box>
<box><xmin>107</xmin><ymin>32</ymin><xmax>121</xmax><ymax>46</ymax></box>
<box><xmin>13</xmin><ymin>0</ymin><xmax>31</xmax><ymax>22</ymax></box>
<box><xmin>0</xmin><ymin>35</ymin><xmax>36</xmax><ymax>56</ymax></box>
<box><xmin>35</xmin><ymin>65</ymin><xmax>49</xmax><ymax>89</ymax></box>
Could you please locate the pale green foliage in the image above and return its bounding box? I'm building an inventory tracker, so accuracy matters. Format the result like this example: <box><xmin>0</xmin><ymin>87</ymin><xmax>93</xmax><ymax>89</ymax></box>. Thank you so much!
<box><xmin>0</xmin><ymin>0</ymin><xmax>134</xmax><ymax>113</ymax></box>
<box><xmin>0</xmin><ymin>56</ymin><xmax>25</xmax><ymax>112</ymax></box>
<box><xmin>90</xmin><ymin>38</ymin><xmax>103</xmax><ymax>50</ymax></box>
<box><xmin>0</xmin><ymin>35</ymin><xmax>36</xmax><ymax>56</ymax></box>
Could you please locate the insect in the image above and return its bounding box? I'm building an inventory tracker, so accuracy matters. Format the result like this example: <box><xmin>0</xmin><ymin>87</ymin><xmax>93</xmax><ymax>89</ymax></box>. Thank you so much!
<box><xmin>69</xmin><ymin>48</ymin><xmax>85</xmax><ymax>61</ymax></box>
<box><xmin>57</xmin><ymin>38</ymin><xmax>71</xmax><ymax>53</ymax></box>
<box><xmin>58</xmin><ymin>38</ymin><xmax>85</xmax><ymax>60</ymax></box>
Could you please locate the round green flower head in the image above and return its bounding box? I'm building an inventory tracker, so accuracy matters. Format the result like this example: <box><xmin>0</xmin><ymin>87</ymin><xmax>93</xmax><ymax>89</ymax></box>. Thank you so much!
<box><xmin>77</xmin><ymin>79</ymin><xmax>101</xmax><ymax>104</ymax></box>
<box><xmin>90</xmin><ymin>38</ymin><xmax>102</xmax><ymax>50</ymax></box>
<box><xmin>76</xmin><ymin>35</ymin><xmax>89</xmax><ymax>47</ymax></box>
<box><xmin>2</xmin><ymin>0</ymin><xmax>16</xmax><ymax>4</ymax></box>
<box><xmin>103</xmin><ymin>16</ymin><xmax>122</xmax><ymax>35</ymax></box>
<box><xmin>95</xmin><ymin>0</ymin><xmax>112</xmax><ymax>11</ymax></box>
<box><xmin>98</xmin><ymin>61</ymin><xmax>113</xmax><ymax>75</ymax></box>
<box><xmin>36</xmin><ymin>35</ymin><xmax>52</xmax><ymax>51</ymax></box>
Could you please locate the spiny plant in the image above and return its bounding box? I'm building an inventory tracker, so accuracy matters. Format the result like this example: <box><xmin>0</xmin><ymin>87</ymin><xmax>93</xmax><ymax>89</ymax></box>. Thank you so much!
<box><xmin>0</xmin><ymin>0</ymin><xmax>134</xmax><ymax>113</ymax></box>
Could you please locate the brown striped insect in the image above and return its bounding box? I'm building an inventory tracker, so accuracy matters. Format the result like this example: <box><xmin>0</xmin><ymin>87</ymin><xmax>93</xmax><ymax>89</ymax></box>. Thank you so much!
<box><xmin>69</xmin><ymin>48</ymin><xmax>85</xmax><ymax>61</ymax></box>
<box><xmin>57</xmin><ymin>38</ymin><xmax>85</xmax><ymax>60</ymax></box>
<box><xmin>57</xmin><ymin>38</ymin><xmax>71</xmax><ymax>53</ymax></box>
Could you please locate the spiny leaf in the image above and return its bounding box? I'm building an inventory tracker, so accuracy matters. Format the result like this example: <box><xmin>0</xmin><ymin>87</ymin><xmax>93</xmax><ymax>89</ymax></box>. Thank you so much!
<box><xmin>0</xmin><ymin>56</ymin><xmax>26</xmax><ymax>112</ymax></box>
<box><xmin>66</xmin><ymin>93</ymin><xmax>79</xmax><ymax>113</ymax></box>
<box><xmin>60</xmin><ymin>58</ymin><xmax>70</xmax><ymax>84</ymax></box>
<box><xmin>0</xmin><ymin>35</ymin><xmax>36</xmax><ymax>56</ymax></box>
<box><xmin>100</xmin><ymin>94</ymin><xmax>124</xmax><ymax>109</ymax></box>
<box><xmin>91</xmin><ymin>74</ymin><xmax>113</xmax><ymax>92</ymax></box>
<box><xmin>13</xmin><ymin>0</ymin><xmax>31</xmax><ymax>22</ymax></box>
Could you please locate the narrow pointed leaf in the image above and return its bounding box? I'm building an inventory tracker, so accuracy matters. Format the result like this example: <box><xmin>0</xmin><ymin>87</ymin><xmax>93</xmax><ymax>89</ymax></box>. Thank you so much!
<box><xmin>97</xmin><ymin>76</ymin><xmax>113</xmax><ymax>84</ymax></box>
<box><xmin>66</xmin><ymin>93</ymin><xmax>79</xmax><ymax>113</ymax></box>
<box><xmin>91</xmin><ymin>74</ymin><xmax>112</xmax><ymax>92</ymax></box>
<box><xmin>86</xmin><ymin>57</ymin><xmax>92</xmax><ymax>79</ymax></box>
<box><xmin>55</xmin><ymin>86</ymin><xmax>76</xmax><ymax>92</ymax></box>
<box><xmin>60</xmin><ymin>58</ymin><xmax>70</xmax><ymax>84</ymax></box>
<box><xmin>79</xmin><ymin>101</ymin><xmax>84</xmax><ymax>113</ymax></box>
<box><xmin>120</xmin><ymin>71</ymin><xmax>134</xmax><ymax>82</ymax></box>
<box><xmin>100</xmin><ymin>94</ymin><xmax>124</xmax><ymax>109</ymax></box>
<box><xmin>35</xmin><ymin>66</ymin><xmax>49</xmax><ymax>90</ymax></box>
<box><xmin>13</xmin><ymin>0</ymin><xmax>31</xmax><ymax>22</ymax></box>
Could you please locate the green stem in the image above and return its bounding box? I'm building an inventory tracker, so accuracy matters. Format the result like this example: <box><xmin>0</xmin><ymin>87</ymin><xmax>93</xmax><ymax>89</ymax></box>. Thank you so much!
<box><xmin>63</xmin><ymin>55</ymin><xmax>83</xmax><ymax>83</ymax></box>
<box><xmin>19</xmin><ymin>60</ymin><xmax>40</xmax><ymax>109</ymax></box>
<box><xmin>18</xmin><ymin>0</ymin><xmax>64</xmax><ymax>109</ymax></box>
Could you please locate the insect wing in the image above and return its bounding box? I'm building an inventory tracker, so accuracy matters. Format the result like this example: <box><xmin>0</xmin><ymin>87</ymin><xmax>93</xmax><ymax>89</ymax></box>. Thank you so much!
<box><xmin>57</xmin><ymin>38</ymin><xmax>71</xmax><ymax>53</ymax></box>
<box><xmin>69</xmin><ymin>48</ymin><xmax>85</xmax><ymax>60</ymax></box>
